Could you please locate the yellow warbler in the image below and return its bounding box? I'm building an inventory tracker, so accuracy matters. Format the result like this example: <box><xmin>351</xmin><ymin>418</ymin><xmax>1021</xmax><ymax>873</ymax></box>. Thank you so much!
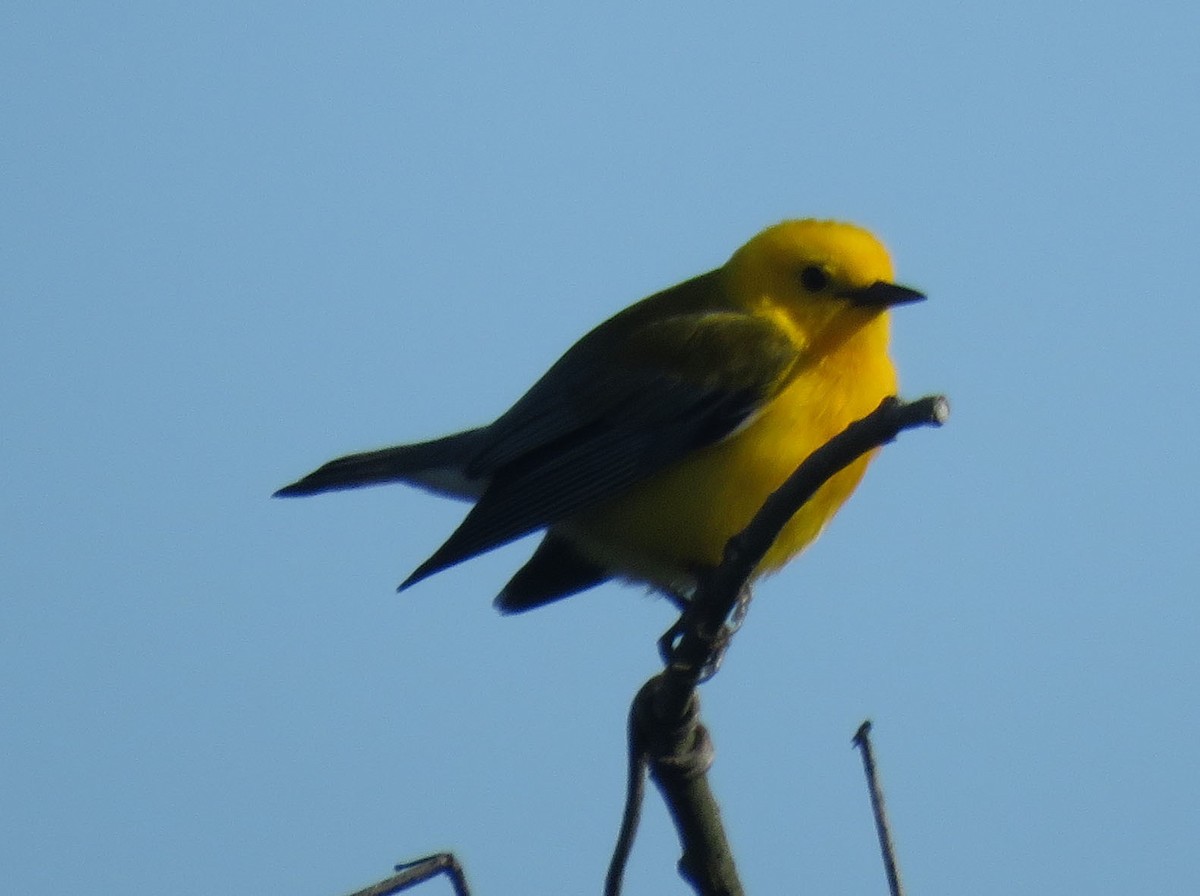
<box><xmin>276</xmin><ymin>220</ymin><xmax>924</xmax><ymax>610</ymax></box>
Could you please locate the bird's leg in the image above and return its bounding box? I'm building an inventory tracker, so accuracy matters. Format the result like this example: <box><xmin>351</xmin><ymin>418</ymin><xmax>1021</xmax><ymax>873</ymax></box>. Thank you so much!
<box><xmin>656</xmin><ymin>583</ymin><xmax>755</xmax><ymax>681</ymax></box>
<box><xmin>656</xmin><ymin>588</ymin><xmax>691</xmax><ymax>664</ymax></box>
<box><xmin>662</xmin><ymin>586</ymin><xmax>692</xmax><ymax>614</ymax></box>
<box><xmin>657</xmin><ymin>617</ymin><xmax>686</xmax><ymax>665</ymax></box>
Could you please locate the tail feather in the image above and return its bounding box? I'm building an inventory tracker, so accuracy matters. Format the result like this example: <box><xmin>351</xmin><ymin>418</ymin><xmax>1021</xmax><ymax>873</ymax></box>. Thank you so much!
<box><xmin>273</xmin><ymin>429</ymin><xmax>485</xmax><ymax>499</ymax></box>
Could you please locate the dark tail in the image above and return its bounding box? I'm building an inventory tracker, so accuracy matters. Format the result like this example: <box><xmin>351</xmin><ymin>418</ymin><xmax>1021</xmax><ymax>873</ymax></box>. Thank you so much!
<box><xmin>273</xmin><ymin>429</ymin><xmax>485</xmax><ymax>499</ymax></box>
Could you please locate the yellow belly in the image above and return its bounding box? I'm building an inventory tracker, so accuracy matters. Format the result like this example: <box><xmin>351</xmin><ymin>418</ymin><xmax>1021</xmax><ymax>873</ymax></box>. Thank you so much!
<box><xmin>563</xmin><ymin>350</ymin><xmax>896</xmax><ymax>592</ymax></box>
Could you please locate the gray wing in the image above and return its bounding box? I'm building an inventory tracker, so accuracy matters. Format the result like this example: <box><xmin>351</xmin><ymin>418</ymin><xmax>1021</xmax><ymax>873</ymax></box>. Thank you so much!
<box><xmin>399</xmin><ymin>310</ymin><xmax>799</xmax><ymax>589</ymax></box>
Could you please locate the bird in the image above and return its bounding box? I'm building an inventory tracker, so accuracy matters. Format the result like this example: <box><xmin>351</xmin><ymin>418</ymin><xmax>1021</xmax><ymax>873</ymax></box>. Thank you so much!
<box><xmin>275</xmin><ymin>219</ymin><xmax>924</xmax><ymax>612</ymax></box>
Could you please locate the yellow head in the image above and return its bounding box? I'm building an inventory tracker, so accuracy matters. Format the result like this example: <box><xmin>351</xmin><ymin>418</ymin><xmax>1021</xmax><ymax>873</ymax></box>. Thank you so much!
<box><xmin>723</xmin><ymin>219</ymin><xmax>923</xmax><ymax>355</ymax></box>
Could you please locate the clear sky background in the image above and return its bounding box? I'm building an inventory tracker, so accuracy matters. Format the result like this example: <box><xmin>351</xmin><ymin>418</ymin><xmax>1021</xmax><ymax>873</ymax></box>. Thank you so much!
<box><xmin>3</xmin><ymin>3</ymin><xmax>1198</xmax><ymax>894</ymax></box>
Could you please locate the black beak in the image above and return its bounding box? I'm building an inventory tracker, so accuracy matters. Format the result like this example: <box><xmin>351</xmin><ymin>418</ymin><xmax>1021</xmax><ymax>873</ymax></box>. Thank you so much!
<box><xmin>841</xmin><ymin>281</ymin><xmax>926</xmax><ymax>309</ymax></box>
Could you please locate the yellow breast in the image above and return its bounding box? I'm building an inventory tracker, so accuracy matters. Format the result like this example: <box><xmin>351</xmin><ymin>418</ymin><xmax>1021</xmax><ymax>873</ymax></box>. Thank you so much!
<box><xmin>562</xmin><ymin>316</ymin><xmax>897</xmax><ymax>593</ymax></box>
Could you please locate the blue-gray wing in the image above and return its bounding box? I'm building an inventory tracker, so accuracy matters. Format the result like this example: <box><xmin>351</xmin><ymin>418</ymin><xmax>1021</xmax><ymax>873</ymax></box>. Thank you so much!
<box><xmin>399</xmin><ymin>310</ymin><xmax>799</xmax><ymax>588</ymax></box>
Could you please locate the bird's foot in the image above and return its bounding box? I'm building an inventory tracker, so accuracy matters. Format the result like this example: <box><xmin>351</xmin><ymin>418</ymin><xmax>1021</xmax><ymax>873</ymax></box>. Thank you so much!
<box><xmin>657</xmin><ymin>584</ymin><xmax>754</xmax><ymax>681</ymax></box>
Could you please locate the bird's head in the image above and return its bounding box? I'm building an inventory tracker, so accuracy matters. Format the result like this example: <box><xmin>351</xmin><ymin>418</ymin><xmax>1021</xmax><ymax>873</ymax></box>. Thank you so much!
<box><xmin>724</xmin><ymin>219</ymin><xmax>924</xmax><ymax>353</ymax></box>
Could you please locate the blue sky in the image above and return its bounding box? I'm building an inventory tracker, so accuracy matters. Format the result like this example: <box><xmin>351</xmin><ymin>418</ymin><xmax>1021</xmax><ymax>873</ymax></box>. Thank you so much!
<box><xmin>3</xmin><ymin>3</ymin><xmax>1198</xmax><ymax>894</ymax></box>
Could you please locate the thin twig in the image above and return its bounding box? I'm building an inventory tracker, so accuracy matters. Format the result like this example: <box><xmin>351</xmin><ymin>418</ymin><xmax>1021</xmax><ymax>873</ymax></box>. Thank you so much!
<box><xmin>853</xmin><ymin>722</ymin><xmax>905</xmax><ymax>896</ymax></box>
<box><xmin>343</xmin><ymin>853</ymin><xmax>470</xmax><ymax>896</ymax></box>
<box><xmin>605</xmin><ymin>681</ymin><xmax>653</xmax><ymax>896</ymax></box>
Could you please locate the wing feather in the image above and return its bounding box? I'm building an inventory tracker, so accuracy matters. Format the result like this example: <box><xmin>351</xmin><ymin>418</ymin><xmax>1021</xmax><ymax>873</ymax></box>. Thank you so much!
<box><xmin>400</xmin><ymin>309</ymin><xmax>800</xmax><ymax>589</ymax></box>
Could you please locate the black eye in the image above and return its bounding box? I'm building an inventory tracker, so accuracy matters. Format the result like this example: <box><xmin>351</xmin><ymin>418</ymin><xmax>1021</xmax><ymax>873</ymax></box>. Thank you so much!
<box><xmin>799</xmin><ymin>265</ymin><xmax>829</xmax><ymax>292</ymax></box>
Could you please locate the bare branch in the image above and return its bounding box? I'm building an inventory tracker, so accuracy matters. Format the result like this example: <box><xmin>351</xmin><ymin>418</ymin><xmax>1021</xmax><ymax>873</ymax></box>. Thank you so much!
<box><xmin>684</xmin><ymin>394</ymin><xmax>950</xmax><ymax>675</ymax></box>
<box><xmin>607</xmin><ymin>394</ymin><xmax>948</xmax><ymax>895</ymax></box>
<box><xmin>854</xmin><ymin>721</ymin><xmax>905</xmax><ymax>896</ymax></box>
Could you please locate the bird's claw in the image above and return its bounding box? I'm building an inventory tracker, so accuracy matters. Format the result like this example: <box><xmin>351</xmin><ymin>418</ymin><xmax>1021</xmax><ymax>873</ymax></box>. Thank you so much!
<box><xmin>657</xmin><ymin>584</ymin><xmax>754</xmax><ymax>680</ymax></box>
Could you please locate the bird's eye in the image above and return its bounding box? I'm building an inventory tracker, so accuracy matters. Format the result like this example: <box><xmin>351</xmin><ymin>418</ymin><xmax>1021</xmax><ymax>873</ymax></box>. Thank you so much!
<box><xmin>798</xmin><ymin>265</ymin><xmax>830</xmax><ymax>292</ymax></box>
